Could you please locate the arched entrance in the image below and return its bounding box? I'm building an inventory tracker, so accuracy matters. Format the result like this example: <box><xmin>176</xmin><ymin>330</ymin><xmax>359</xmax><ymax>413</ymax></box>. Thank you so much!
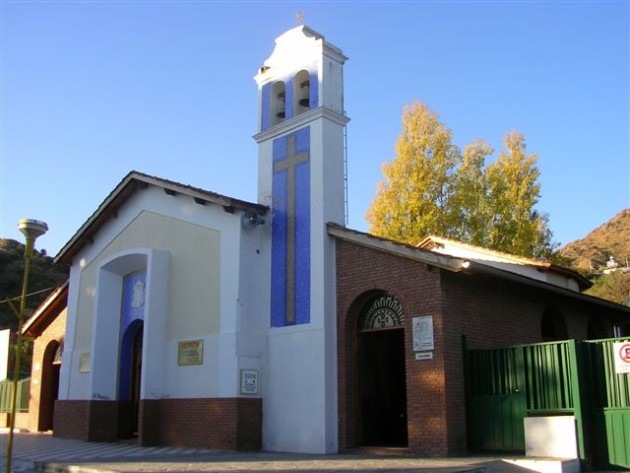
<box><xmin>541</xmin><ymin>307</ymin><xmax>568</xmax><ymax>341</ymax></box>
<box><xmin>118</xmin><ymin>320</ymin><xmax>143</xmax><ymax>438</ymax></box>
<box><xmin>587</xmin><ymin>317</ymin><xmax>608</xmax><ymax>339</ymax></box>
<box><xmin>356</xmin><ymin>294</ymin><xmax>407</xmax><ymax>447</ymax></box>
<box><xmin>38</xmin><ymin>340</ymin><xmax>62</xmax><ymax>431</ymax></box>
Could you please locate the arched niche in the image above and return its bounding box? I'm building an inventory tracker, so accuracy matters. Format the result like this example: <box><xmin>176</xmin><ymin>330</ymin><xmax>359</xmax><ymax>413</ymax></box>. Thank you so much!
<box><xmin>541</xmin><ymin>306</ymin><xmax>568</xmax><ymax>341</ymax></box>
<box><xmin>587</xmin><ymin>317</ymin><xmax>609</xmax><ymax>340</ymax></box>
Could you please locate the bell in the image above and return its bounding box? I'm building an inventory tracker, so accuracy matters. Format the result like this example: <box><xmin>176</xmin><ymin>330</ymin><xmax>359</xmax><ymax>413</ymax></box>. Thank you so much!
<box><xmin>276</xmin><ymin>90</ymin><xmax>286</xmax><ymax>119</ymax></box>
<box><xmin>299</xmin><ymin>80</ymin><xmax>310</xmax><ymax>108</ymax></box>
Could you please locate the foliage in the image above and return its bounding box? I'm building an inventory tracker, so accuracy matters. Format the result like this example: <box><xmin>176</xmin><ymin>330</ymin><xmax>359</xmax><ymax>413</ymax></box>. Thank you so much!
<box><xmin>586</xmin><ymin>271</ymin><xmax>630</xmax><ymax>306</ymax></box>
<box><xmin>366</xmin><ymin>103</ymin><xmax>460</xmax><ymax>243</ymax></box>
<box><xmin>560</xmin><ymin>208</ymin><xmax>630</xmax><ymax>273</ymax></box>
<box><xmin>0</xmin><ymin>239</ymin><xmax>68</xmax><ymax>332</ymax></box>
<box><xmin>366</xmin><ymin>102</ymin><xmax>556</xmax><ymax>259</ymax></box>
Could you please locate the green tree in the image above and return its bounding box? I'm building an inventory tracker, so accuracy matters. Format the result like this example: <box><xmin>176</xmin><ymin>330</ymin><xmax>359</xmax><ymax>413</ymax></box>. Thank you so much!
<box><xmin>366</xmin><ymin>103</ymin><xmax>557</xmax><ymax>259</ymax></box>
<box><xmin>587</xmin><ymin>270</ymin><xmax>630</xmax><ymax>306</ymax></box>
<box><xmin>0</xmin><ymin>239</ymin><xmax>68</xmax><ymax>331</ymax></box>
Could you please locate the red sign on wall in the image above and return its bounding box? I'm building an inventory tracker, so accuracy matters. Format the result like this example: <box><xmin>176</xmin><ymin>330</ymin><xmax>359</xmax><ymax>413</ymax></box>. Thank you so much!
<box><xmin>613</xmin><ymin>342</ymin><xmax>630</xmax><ymax>374</ymax></box>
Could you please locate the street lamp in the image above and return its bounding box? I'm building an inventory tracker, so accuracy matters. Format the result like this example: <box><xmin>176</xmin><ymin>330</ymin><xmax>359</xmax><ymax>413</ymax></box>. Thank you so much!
<box><xmin>4</xmin><ymin>219</ymin><xmax>48</xmax><ymax>473</ymax></box>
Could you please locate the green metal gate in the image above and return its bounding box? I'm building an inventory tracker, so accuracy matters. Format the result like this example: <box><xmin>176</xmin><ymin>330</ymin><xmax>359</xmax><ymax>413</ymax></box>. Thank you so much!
<box><xmin>583</xmin><ymin>338</ymin><xmax>630</xmax><ymax>469</ymax></box>
<box><xmin>465</xmin><ymin>346</ymin><xmax>526</xmax><ymax>451</ymax></box>
<box><xmin>465</xmin><ymin>338</ymin><xmax>630</xmax><ymax>469</ymax></box>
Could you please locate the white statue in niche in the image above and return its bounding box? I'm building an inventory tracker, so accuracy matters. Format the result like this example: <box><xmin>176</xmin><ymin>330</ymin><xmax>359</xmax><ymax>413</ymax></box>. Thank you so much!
<box><xmin>131</xmin><ymin>280</ymin><xmax>145</xmax><ymax>308</ymax></box>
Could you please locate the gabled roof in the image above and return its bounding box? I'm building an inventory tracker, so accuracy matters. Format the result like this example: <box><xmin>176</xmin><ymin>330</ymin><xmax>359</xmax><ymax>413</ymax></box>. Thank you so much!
<box><xmin>55</xmin><ymin>171</ymin><xmax>268</xmax><ymax>265</ymax></box>
<box><xmin>22</xmin><ymin>280</ymin><xmax>68</xmax><ymax>338</ymax></box>
<box><xmin>417</xmin><ymin>235</ymin><xmax>548</xmax><ymax>266</ymax></box>
<box><xmin>327</xmin><ymin>224</ymin><xmax>469</xmax><ymax>272</ymax></box>
<box><xmin>328</xmin><ymin>224</ymin><xmax>629</xmax><ymax>315</ymax></box>
<box><xmin>417</xmin><ymin>235</ymin><xmax>592</xmax><ymax>291</ymax></box>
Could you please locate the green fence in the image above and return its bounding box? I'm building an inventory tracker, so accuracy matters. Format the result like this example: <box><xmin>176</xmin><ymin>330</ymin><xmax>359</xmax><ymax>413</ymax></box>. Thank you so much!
<box><xmin>584</xmin><ymin>338</ymin><xmax>630</xmax><ymax>469</ymax></box>
<box><xmin>0</xmin><ymin>378</ymin><xmax>31</xmax><ymax>413</ymax></box>
<box><xmin>465</xmin><ymin>338</ymin><xmax>630</xmax><ymax>469</ymax></box>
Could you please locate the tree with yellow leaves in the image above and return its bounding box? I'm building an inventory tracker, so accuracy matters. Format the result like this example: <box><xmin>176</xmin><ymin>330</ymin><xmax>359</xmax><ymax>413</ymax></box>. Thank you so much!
<box><xmin>366</xmin><ymin>102</ymin><xmax>460</xmax><ymax>244</ymax></box>
<box><xmin>366</xmin><ymin>102</ymin><xmax>556</xmax><ymax>259</ymax></box>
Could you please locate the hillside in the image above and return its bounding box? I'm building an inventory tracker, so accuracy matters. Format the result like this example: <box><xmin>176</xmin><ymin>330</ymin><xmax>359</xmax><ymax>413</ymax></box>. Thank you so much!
<box><xmin>0</xmin><ymin>239</ymin><xmax>69</xmax><ymax>331</ymax></box>
<box><xmin>560</xmin><ymin>208</ymin><xmax>630</xmax><ymax>273</ymax></box>
<box><xmin>560</xmin><ymin>208</ymin><xmax>630</xmax><ymax>306</ymax></box>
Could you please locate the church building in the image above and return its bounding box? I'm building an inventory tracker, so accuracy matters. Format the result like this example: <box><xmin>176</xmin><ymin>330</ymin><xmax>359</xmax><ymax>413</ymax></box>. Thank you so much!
<box><xmin>40</xmin><ymin>25</ymin><xmax>630</xmax><ymax>457</ymax></box>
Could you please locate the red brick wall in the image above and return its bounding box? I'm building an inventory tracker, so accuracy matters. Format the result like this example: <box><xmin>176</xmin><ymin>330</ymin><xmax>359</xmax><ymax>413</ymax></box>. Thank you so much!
<box><xmin>439</xmin><ymin>269</ymin><xmax>622</xmax><ymax>453</ymax></box>
<box><xmin>335</xmin><ymin>239</ymin><xmax>450</xmax><ymax>455</ymax></box>
<box><xmin>28</xmin><ymin>308</ymin><xmax>67</xmax><ymax>432</ymax></box>
<box><xmin>55</xmin><ymin>397</ymin><xmax>262</xmax><ymax>450</ymax></box>
<box><xmin>335</xmin><ymin>238</ymin><xmax>624</xmax><ymax>456</ymax></box>
<box><xmin>143</xmin><ymin>398</ymin><xmax>262</xmax><ymax>450</ymax></box>
<box><xmin>54</xmin><ymin>400</ymin><xmax>118</xmax><ymax>441</ymax></box>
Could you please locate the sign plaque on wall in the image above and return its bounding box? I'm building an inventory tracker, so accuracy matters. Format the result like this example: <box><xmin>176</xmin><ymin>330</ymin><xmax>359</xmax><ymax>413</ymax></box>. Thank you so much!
<box><xmin>412</xmin><ymin>315</ymin><xmax>434</xmax><ymax>351</ymax></box>
<box><xmin>178</xmin><ymin>340</ymin><xmax>203</xmax><ymax>366</ymax></box>
<box><xmin>79</xmin><ymin>352</ymin><xmax>91</xmax><ymax>373</ymax></box>
<box><xmin>415</xmin><ymin>352</ymin><xmax>433</xmax><ymax>361</ymax></box>
<box><xmin>613</xmin><ymin>341</ymin><xmax>630</xmax><ymax>374</ymax></box>
<box><xmin>240</xmin><ymin>369</ymin><xmax>259</xmax><ymax>395</ymax></box>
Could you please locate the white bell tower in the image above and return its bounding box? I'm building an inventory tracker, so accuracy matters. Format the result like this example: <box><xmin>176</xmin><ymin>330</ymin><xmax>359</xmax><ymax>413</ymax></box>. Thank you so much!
<box><xmin>253</xmin><ymin>25</ymin><xmax>349</xmax><ymax>453</ymax></box>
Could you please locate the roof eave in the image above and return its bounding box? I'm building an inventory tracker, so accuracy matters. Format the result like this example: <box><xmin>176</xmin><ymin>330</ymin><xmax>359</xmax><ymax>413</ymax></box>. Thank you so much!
<box><xmin>55</xmin><ymin>171</ymin><xmax>268</xmax><ymax>265</ymax></box>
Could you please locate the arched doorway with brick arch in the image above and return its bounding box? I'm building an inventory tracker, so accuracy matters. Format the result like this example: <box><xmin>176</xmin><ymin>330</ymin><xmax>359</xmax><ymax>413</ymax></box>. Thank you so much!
<box><xmin>339</xmin><ymin>290</ymin><xmax>408</xmax><ymax>449</ymax></box>
<box><xmin>38</xmin><ymin>339</ymin><xmax>63</xmax><ymax>431</ymax></box>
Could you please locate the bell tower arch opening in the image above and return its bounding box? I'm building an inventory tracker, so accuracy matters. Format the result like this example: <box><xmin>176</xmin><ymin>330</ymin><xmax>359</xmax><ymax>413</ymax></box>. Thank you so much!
<box><xmin>293</xmin><ymin>69</ymin><xmax>311</xmax><ymax>116</ymax></box>
<box><xmin>271</xmin><ymin>81</ymin><xmax>286</xmax><ymax>126</ymax></box>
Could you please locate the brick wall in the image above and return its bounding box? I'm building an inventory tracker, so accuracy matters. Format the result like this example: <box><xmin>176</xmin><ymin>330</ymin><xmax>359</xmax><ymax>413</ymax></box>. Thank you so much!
<box><xmin>28</xmin><ymin>308</ymin><xmax>67</xmax><ymax>432</ymax></box>
<box><xmin>335</xmin><ymin>239</ymin><xmax>450</xmax><ymax>455</ymax></box>
<box><xmin>55</xmin><ymin>397</ymin><xmax>262</xmax><ymax>450</ymax></box>
<box><xmin>143</xmin><ymin>398</ymin><xmax>262</xmax><ymax>450</ymax></box>
<box><xmin>334</xmin><ymin>238</ymin><xmax>624</xmax><ymax>456</ymax></box>
<box><xmin>439</xmin><ymin>269</ymin><xmax>622</xmax><ymax>453</ymax></box>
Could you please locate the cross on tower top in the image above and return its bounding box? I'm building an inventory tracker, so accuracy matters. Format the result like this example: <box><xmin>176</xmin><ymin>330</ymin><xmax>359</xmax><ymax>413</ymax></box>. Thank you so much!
<box><xmin>295</xmin><ymin>11</ymin><xmax>304</xmax><ymax>25</ymax></box>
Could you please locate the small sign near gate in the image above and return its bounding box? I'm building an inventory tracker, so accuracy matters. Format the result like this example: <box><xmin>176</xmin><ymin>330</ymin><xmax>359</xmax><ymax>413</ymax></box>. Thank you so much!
<box><xmin>613</xmin><ymin>342</ymin><xmax>630</xmax><ymax>374</ymax></box>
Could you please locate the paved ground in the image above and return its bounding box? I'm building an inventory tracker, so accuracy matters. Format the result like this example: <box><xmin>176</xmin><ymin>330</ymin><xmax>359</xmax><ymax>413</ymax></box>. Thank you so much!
<box><xmin>0</xmin><ymin>431</ymin><xmax>625</xmax><ymax>473</ymax></box>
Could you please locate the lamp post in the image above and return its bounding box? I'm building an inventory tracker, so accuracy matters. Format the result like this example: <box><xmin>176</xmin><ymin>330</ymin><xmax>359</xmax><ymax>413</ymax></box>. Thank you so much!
<box><xmin>4</xmin><ymin>219</ymin><xmax>48</xmax><ymax>473</ymax></box>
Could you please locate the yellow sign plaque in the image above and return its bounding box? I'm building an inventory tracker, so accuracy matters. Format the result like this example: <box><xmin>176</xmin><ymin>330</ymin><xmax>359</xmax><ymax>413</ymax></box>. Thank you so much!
<box><xmin>178</xmin><ymin>339</ymin><xmax>203</xmax><ymax>366</ymax></box>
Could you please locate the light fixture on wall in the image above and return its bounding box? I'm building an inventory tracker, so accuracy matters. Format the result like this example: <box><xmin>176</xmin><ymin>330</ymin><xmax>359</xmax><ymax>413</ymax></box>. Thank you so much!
<box><xmin>5</xmin><ymin>219</ymin><xmax>48</xmax><ymax>473</ymax></box>
<box><xmin>241</xmin><ymin>210</ymin><xmax>265</xmax><ymax>230</ymax></box>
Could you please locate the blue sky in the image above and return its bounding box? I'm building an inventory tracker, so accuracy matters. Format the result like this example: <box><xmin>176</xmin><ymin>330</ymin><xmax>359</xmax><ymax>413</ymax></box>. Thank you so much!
<box><xmin>1</xmin><ymin>1</ymin><xmax>628</xmax><ymax>257</ymax></box>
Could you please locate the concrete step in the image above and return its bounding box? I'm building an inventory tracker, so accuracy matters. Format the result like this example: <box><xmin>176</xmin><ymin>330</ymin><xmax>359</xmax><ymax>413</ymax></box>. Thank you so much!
<box><xmin>503</xmin><ymin>457</ymin><xmax>580</xmax><ymax>473</ymax></box>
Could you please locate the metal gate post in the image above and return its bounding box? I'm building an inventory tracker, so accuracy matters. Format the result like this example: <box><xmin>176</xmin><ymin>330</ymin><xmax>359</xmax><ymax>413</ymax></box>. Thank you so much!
<box><xmin>569</xmin><ymin>340</ymin><xmax>592</xmax><ymax>468</ymax></box>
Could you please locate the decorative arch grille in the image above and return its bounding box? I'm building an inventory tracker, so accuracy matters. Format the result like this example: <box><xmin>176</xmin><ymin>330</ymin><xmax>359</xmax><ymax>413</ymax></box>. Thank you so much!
<box><xmin>53</xmin><ymin>340</ymin><xmax>64</xmax><ymax>364</ymax></box>
<box><xmin>360</xmin><ymin>294</ymin><xmax>404</xmax><ymax>331</ymax></box>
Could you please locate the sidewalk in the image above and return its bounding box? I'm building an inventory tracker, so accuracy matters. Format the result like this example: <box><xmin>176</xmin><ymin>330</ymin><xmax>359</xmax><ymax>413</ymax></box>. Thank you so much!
<box><xmin>0</xmin><ymin>432</ymin><xmax>532</xmax><ymax>473</ymax></box>
<box><xmin>3</xmin><ymin>431</ymin><xmax>629</xmax><ymax>473</ymax></box>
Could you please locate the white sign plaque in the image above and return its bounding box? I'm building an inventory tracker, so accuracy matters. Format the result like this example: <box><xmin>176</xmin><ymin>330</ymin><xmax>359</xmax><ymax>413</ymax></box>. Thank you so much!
<box><xmin>240</xmin><ymin>369</ymin><xmax>259</xmax><ymax>395</ymax></box>
<box><xmin>412</xmin><ymin>315</ymin><xmax>434</xmax><ymax>351</ymax></box>
<box><xmin>613</xmin><ymin>341</ymin><xmax>630</xmax><ymax>374</ymax></box>
<box><xmin>415</xmin><ymin>352</ymin><xmax>433</xmax><ymax>361</ymax></box>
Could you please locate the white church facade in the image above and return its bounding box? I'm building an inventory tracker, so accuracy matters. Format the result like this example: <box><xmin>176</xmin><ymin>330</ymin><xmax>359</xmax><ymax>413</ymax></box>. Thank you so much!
<box><xmin>47</xmin><ymin>25</ymin><xmax>630</xmax><ymax>456</ymax></box>
<box><xmin>54</xmin><ymin>25</ymin><xmax>346</xmax><ymax>453</ymax></box>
